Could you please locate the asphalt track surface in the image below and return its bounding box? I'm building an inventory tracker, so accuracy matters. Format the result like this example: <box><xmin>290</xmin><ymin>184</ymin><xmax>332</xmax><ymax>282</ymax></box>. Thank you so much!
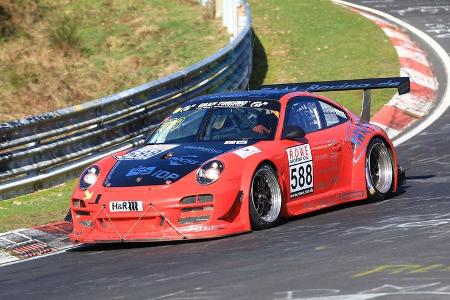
<box><xmin>2</xmin><ymin>1</ymin><xmax>450</xmax><ymax>299</ymax></box>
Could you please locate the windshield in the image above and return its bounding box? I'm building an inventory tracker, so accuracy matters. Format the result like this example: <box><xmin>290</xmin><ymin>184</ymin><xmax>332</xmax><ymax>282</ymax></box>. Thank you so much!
<box><xmin>147</xmin><ymin>106</ymin><xmax>279</xmax><ymax>144</ymax></box>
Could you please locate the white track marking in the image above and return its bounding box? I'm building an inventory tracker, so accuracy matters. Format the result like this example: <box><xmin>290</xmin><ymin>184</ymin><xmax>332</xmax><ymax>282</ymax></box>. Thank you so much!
<box><xmin>388</xmin><ymin>94</ymin><xmax>434</xmax><ymax>118</ymax></box>
<box><xmin>394</xmin><ymin>46</ymin><xmax>429</xmax><ymax>65</ymax></box>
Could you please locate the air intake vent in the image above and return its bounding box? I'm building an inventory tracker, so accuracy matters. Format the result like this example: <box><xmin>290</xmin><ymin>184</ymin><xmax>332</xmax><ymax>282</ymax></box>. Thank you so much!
<box><xmin>180</xmin><ymin>194</ymin><xmax>214</xmax><ymax>205</ymax></box>
<box><xmin>178</xmin><ymin>216</ymin><xmax>210</xmax><ymax>224</ymax></box>
<box><xmin>72</xmin><ymin>199</ymin><xmax>86</xmax><ymax>208</ymax></box>
<box><xmin>178</xmin><ymin>202</ymin><xmax>213</xmax><ymax>225</ymax></box>
<box><xmin>74</xmin><ymin>210</ymin><xmax>90</xmax><ymax>216</ymax></box>
<box><xmin>198</xmin><ymin>194</ymin><xmax>213</xmax><ymax>203</ymax></box>
<box><xmin>180</xmin><ymin>196</ymin><xmax>196</xmax><ymax>204</ymax></box>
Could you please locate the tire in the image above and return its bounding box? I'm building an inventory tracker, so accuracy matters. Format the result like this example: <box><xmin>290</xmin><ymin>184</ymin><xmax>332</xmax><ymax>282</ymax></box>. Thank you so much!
<box><xmin>249</xmin><ymin>164</ymin><xmax>282</xmax><ymax>230</ymax></box>
<box><xmin>365</xmin><ymin>137</ymin><xmax>394</xmax><ymax>202</ymax></box>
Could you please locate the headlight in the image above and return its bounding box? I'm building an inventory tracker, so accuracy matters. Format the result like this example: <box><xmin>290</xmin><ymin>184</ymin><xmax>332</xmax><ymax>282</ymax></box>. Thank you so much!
<box><xmin>79</xmin><ymin>166</ymin><xmax>100</xmax><ymax>190</ymax></box>
<box><xmin>196</xmin><ymin>160</ymin><xmax>224</xmax><ymax>185</ymax></box>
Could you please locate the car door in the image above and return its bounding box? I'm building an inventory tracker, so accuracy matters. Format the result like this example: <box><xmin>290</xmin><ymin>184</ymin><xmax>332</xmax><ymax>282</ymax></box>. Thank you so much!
<box><xmin>310</xmin><ymin>99</ymin><xmax>348</xmax><ymax>193</ymax></box>
<box><xmin>280</xmin><ymin>96</ymin><xmax>346</xmax><ymax>205</ymax></box>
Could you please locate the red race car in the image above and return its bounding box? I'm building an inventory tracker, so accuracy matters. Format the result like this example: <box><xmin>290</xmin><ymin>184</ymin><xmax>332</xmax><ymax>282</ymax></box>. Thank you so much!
<box><xmin>69</xmin><ymin>77</ymin><xmax>409</xmax><ymax>243</ymax></box>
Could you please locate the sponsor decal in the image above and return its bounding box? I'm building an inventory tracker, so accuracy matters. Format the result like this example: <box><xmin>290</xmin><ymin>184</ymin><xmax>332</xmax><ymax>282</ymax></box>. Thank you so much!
<box><xmin>83</xmin><ymin>190</ymin><xmax>94</xmax><ymax>200</ymax></box>
<box><xmin>197</xmin><ymin>101</ymin><xmax>250</xmax><ymax>109</ymax></box>
<box><xmin>180</xmin><ymin>224</ymin><xmax>226</xmax><ymax>232</ymax></box>
<box><xmin>287</xmin><ymin>144</ymin><xmax>312</xmax><ymax>165</ymax></box>
<box><xmin>287</xmin><ymin>144</ymin><xmax>314</xmax><ymax>198</ymax></box>
<box><xmin>233</xmin><ymin>145</ymin><xmax>261</xmax><ymax>159</ymax></box>
<box><xmin>176</xmin><ymin>99</ymin><xmax>281</xmax><ymax>113</ymax></box>
<box><xmin>173</xmin><ymin>104</ymin><xmax>197</xmax><ymax>114</ymax></box>
<box><xmin>197</xmin><ymin>101</ymin><xmax>218</xmax><ymax>109</ymax></box>
<box><xmin>126</xmin><ymin>166</ymin><xmax>180</xmax><ymax>181</ymax></box>
<box><xmin>250</xmin><ymin>101</ymin><xmax>268</xmax><ymax>108</ymax></box>
<box><xmin>216</xmin><ymin>100</ymin><xmax>248</xmax><ymax>107</ymax></box>
<box><xmin>351</xmin><ymin>127</ymin><xmax>371</xmax><ymax>150</ymax></box>
<box><xmin>263</xmin><ymin>79</ymin><xmax>404</xmax><ymax>93</ymax></box>
<box><xmin>307</xmin><ymin>83</ymin><xmax>370</xmax><ymax>91</ymax></box>
<box><xmin>168</xmin><ymin>155</ymin><xmax>199</xmax><ymax>166</ymax></box>
<box><xmin>339</xmin><ymin>190</ymin><xmax>364</xmax><ymax>201</ymax></box>
<box><xmin>224</xmin><ymin>140</ymin><xmax>248</xmax><ymax>145</ymax></box>
<box><xmin>183</xmin><ymin>145</ymin><xmax>223</xmax><ymax>154</ymax></box>
<box><xmin>351</xmin><ymin>126</ymin><xmax>372</xmax><ymax>162</ymax></box>
<box><xmin>110</xmin><ymin>201</ymin><xmax>143</xmax><ymax>212</ymax></box>
<box><xmin>119</xmin><ymin>144</ymin><xmax>178</xmax><ymax>161</ymax></box>
<box><xmin>177</xmin><ymin>100</ymin><xmax>252</xmax><ymax>112</ymax></box>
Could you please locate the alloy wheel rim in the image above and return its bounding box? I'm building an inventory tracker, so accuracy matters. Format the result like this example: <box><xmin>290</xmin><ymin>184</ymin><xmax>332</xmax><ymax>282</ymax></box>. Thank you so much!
<box><xmin>367</xmin><ymin>142</ymin><xmax>393</xmax><ymax>194</ymax></box>
<box><xmin>251</xmin><ymin>167</ymin><xmax>282</xmax><ymax>222</ymax></box>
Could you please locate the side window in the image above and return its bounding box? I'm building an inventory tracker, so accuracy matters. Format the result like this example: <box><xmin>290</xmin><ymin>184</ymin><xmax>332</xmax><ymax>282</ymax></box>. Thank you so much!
<box><xmin>318</xmin><ymin>101</ymin><xmax>348</xmax><ymax>128</ymax></box>
<box><xmin>285</xmin><ymin>97</ymin><xmax>322</xmax><ymax>133</ymax></box>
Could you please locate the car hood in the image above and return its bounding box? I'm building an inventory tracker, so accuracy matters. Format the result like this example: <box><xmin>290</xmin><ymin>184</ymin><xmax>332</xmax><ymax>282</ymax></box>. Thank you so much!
<box><xmin>103</xmin><ymin>141</ymin><xmax>256</xmax><ymax>187</ymax></box>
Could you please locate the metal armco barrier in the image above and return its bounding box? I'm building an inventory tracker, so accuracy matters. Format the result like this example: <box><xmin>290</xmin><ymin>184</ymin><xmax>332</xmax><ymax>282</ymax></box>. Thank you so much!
<box><xmin>0</xmin><ymin>1</ymin><xmax>252</xmax><ymax>200</ymax></box>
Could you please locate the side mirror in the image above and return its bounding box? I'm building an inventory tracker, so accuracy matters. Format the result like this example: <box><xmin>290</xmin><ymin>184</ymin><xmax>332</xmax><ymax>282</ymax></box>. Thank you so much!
<box><xmin>281</xmin><ymin>125</ymin><xmax>305</xmax><ymax>140</ymax></box>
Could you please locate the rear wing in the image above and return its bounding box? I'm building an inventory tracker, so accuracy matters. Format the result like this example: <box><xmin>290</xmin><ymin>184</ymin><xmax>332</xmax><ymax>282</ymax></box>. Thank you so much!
<box><xmin>261</xmin><ymin>77</ymin><xmax>410</xmax><ymax>122</ymax></box>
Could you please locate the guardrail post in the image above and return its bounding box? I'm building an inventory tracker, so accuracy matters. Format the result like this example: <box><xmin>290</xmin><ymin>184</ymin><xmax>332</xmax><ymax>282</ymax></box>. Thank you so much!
<box><xmin>215</xmin><ymin>0</ymin><xmax>223</xmax><ymax>18</ymax></box>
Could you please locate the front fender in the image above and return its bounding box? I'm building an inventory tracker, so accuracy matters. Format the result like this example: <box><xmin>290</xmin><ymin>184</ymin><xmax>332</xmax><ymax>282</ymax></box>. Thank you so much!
<box><xmin>218</xmin><ymin>144</ymin><xmax>287</xmax><ymax>227</ymax></box>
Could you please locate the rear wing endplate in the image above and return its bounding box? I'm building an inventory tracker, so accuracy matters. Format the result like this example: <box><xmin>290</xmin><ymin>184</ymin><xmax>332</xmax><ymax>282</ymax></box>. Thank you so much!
<box><xmin>261</xmin><ymin>77</ymin><xmax>410</xmax><ymax>122</ymax></box>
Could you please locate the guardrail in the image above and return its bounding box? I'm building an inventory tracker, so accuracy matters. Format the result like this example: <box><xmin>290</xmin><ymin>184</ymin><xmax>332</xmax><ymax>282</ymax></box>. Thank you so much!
<box><xmin>0</xmin><ymin>0</ymin><xmax>252</xmax><ymax>200</ymax></box>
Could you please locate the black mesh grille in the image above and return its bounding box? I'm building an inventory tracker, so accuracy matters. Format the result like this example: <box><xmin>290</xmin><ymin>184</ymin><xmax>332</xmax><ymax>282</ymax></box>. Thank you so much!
<box><xmin>198</xmin><ymin>194</ymin><xmax>214</xmax><ymax>203</ymax></box>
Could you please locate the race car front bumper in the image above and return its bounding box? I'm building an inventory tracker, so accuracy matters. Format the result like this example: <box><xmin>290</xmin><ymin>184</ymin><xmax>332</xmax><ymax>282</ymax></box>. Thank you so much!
<box><xmin>69</xmin><ymin>179</ymin><xmax>250</xmax><ymax>243</ymax></box>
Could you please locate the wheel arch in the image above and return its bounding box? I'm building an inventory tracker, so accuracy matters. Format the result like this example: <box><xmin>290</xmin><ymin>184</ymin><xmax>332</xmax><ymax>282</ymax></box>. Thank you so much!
<box><xmin>237</xmin><ymin>157</ymin><xmax>288</xmax><ymax>225</ymax></box>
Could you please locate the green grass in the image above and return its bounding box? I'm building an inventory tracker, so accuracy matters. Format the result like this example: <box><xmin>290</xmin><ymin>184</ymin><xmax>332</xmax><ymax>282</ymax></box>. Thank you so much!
<box><xmin>0</xmin><ymin>180</ymin><xmax>77</xmax><ymax>232</ymax></box>
<box><xmin>0</xmin><ymin>0</ymin><xmax>400</xmax><ymax>232</ymax></box>
<box><xmin>249</xmin><ymin>0</ymin><xmax>399</xmax><ymax>114</ymax></box>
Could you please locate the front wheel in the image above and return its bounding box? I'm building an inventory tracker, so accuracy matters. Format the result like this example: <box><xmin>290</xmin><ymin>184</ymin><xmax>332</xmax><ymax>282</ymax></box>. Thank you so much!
<box><xmin>249</xmin><ymin>164</ymin><xmax>282</xmax><ymax>230</ymax></box>
<box><xmin>365</xmin><ymin>138</ymin><xmax>394</xmax><ymax>202</ymax></box>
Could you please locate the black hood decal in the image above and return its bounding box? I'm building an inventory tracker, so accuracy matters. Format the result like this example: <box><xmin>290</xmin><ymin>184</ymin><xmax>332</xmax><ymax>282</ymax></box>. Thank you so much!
<box><xmin>104</xmin><ymin>141</ymin><xmax>257</xmax><ymax>187</ymax></box>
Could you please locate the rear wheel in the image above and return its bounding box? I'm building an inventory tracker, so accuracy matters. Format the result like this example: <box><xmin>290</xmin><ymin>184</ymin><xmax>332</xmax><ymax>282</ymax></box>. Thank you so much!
<box><xmin>365</xmin><ymin>138</ymin><xmax>394</xmax><ymax>202</ymax></box>
<box><xmin>249</xmin><ymin>164</ymin><xmax>282</xmax><ymax>230</ymax></box>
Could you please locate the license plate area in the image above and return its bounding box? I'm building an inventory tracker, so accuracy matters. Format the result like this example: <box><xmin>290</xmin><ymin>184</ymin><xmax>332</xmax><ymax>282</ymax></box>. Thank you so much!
<box><xmin>110</xmin><ymin>201</ymin><xmax>143</xmax><ymax>212</ymax></box>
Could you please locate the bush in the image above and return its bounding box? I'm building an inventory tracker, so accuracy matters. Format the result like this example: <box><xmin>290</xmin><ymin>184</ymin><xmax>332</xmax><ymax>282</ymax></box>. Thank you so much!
<box><xmin>0</xmin><ymin>0</ymin><xmax>45</xmax><ymax>40</ymax></box>
<box><xmin>0</xmin><ymin>3</ymin><xmax>15</xmax><ymax>39</ymax></box>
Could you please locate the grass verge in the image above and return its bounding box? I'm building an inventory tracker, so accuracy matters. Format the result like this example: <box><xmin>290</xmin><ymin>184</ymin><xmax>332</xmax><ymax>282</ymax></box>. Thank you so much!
<box><xmin>0</xmin><ymin>180</ymin><xmax>77</xmax><ymax>232</ymax></box>
<box><xmin>0</xmin><ymin>0</ymin><xmax>400</xmax><ymax>232</ymax></box>
<box><xmin>0</xmin><ymin>0</ymin><xmax>225</xmax><ymax>122</ymax></box>
<box><xmin>249</xmin><ymin>0</ymin><xmax>399</xmax><ymax>114</ymax></box>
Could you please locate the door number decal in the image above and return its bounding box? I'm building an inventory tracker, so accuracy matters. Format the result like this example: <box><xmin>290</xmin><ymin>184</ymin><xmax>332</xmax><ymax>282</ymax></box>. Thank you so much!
<box><xmin>287</xmin><ymin>145</ymin><xmax>314</xmax><ymax>198</ymax></box>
